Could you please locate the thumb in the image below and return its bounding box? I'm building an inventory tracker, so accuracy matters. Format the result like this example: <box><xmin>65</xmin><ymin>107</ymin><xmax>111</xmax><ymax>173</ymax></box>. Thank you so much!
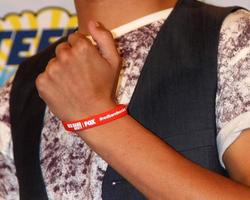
<box><xmin>88</xmin><ymin>21</ymin><xmax>121</xmax><ymax>69</ymax></box>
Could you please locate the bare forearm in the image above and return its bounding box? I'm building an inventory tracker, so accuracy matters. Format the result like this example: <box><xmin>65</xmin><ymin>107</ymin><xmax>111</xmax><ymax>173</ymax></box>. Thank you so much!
<box><xmin>223</xmin><ymin>130</ymin><xmax>250</xmax><ymax>187</ymax></box>
<box><xmin>79</xmin><ymin>115</ymin><xmax>250</xmax><ymax>200</ymax></box>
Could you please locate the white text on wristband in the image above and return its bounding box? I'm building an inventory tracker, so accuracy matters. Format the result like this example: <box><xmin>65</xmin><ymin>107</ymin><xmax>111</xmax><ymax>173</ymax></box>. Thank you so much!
<box><xmin>63</xmin><ymin>104</ymin><xmax>128</xmax><ymax>132</ymax></box>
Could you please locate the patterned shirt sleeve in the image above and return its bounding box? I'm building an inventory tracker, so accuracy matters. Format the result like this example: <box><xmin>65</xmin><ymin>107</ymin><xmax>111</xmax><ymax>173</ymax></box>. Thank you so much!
<box><xmin>0</xmin><ymin>81</ymin><xmax>19</xmax><ymax>199</ymax></box>
<box><xmin>216</xmin><ymin>9</ymin><xmax>250</xmax><ymax>168</ymax></box>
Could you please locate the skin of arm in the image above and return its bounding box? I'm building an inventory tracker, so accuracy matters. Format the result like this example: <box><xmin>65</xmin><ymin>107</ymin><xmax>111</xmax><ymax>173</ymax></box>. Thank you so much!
<box><xmin>223</xmin><ymin>129</ymin><xmax>250</xmax><ymax>186</ymax></box>
<box><xmin>36</xmin><ymin>21</ymin><xmax>250</xmax><ymax>200</ymax></box>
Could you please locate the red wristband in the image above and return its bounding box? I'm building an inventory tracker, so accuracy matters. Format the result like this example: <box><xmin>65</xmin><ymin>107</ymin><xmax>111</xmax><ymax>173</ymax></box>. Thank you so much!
<box><xmin>63</xmin><ymin>104</ymin><xmax>128</xmax><ymax>132</ymax></box>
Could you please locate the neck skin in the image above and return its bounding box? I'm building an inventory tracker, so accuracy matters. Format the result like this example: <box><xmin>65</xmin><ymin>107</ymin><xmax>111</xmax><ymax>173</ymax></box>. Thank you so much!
<box><xmin>74</xmin><ymin>0</ymin><xmax>177</xmax><ymax>34</ymax></box>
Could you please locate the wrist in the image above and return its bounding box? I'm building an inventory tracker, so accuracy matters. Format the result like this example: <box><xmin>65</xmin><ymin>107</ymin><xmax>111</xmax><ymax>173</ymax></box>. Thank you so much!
<box><xmin>63</xmin><ymin>102</ymin><xmax>127</xmax><ymax>132</ymax></box>
<box><xmin>84</xmin><ymin>99</ymin><xmax>117</xmax><ymax>117</ymax></box>
<box><xmin>69</xmin><ymin>99</ymin><xmax>117</xmax><ymax>122</ymax></box>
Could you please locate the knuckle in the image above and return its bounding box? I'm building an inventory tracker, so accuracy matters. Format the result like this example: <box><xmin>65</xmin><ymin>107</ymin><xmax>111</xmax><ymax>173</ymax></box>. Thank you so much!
<box><xmin>46</xmin><ymin>62</ymin><xmax>59</xmax><ymax>77</ymax></box>
<box><xmin>68</xmin><ymin>32</ymin><xmax>79</xmax><ymax>40</ymax></box>
<box><xmin>55</xmin><ymin>43</ymin><xmax>66</xmax><ymax>53</ymax></box>
<box><xmin>68</xmin><ymin>32</ymin><xmax>75</xmax><ymax>41</ymax></box>
<box><xmin>55</xmin><ymin>42</ymin><xmax>65</xmax><ymax>50</ymax></box>
<box><xmin>68</xmin><ymin>32</ymin><xmax>92</xmax><ymax>53</ymax></box>
<box><xmin>56</xmin><ymin>46</ymin><xmax>71</xmax><ymax>63</ymax></box>
<box><xmin>57</xmin><ymin>50</ymin><xmax>70</xmax><ymax>63</ymax></box>
<box><xmin>35</xmin><ymin>73</ymin><xmax>47</xmax><ymax>91</ymax></box>
<box><xmin>68</xmin><ymin>32</ymin><xmax>77</xmax><ymax>43</ymax></box>
<box><xmin>74</xmin><ymin>39</ymin><xmax>90</xmax><ymax>52</ymax></box>
<box><xmin>47</xmin><ymin>57</ymin><xmax>56</xmax><ymax>65</ymax></box>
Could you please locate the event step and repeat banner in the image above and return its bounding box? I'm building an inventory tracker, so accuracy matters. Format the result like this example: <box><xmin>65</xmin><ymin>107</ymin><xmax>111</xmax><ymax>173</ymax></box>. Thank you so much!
<box><xmin>0</xmin><ymin>1</ymin><xmax>76</xmax><ymax>85</ymax></box>
<box><xmin>0</xmin><ymin>0</ymin><xmax>249</xmax><ymax>86</ymax></box>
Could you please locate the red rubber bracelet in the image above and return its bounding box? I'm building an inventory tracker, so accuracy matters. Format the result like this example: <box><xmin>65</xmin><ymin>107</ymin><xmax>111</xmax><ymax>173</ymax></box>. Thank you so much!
<box><xmin>63</xmin><ymin>104</ymin><xmax>128</xmax><ymax>132</ymax></box>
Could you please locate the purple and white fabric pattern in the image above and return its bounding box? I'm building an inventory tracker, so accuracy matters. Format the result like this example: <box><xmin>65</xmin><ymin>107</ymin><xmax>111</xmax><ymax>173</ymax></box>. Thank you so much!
<box><xmin>216</xmin><ymin>9</ymin><xmax>250</xmax><ymax>167</ymax></box>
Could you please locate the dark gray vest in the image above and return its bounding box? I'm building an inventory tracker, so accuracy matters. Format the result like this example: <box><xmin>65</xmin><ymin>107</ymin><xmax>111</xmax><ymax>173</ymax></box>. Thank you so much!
<box><xmin>10</xmin><ymin>0</ymin><xmax>240</xmax><ymax>199</ymax></box>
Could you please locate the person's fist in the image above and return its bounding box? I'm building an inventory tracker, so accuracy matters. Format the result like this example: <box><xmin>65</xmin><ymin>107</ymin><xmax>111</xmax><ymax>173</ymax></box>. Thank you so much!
<box><xmin>36</xmin><ymin>21</ymin><xmax>121</xmax><ymax>122</ymax></box>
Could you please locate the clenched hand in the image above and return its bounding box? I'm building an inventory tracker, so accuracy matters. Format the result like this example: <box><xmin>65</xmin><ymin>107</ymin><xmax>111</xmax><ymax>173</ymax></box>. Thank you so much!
<box><xmin>36</xmin><ymin>21</ymin><xmax>121</xmax><ymax>122</ymax></box>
